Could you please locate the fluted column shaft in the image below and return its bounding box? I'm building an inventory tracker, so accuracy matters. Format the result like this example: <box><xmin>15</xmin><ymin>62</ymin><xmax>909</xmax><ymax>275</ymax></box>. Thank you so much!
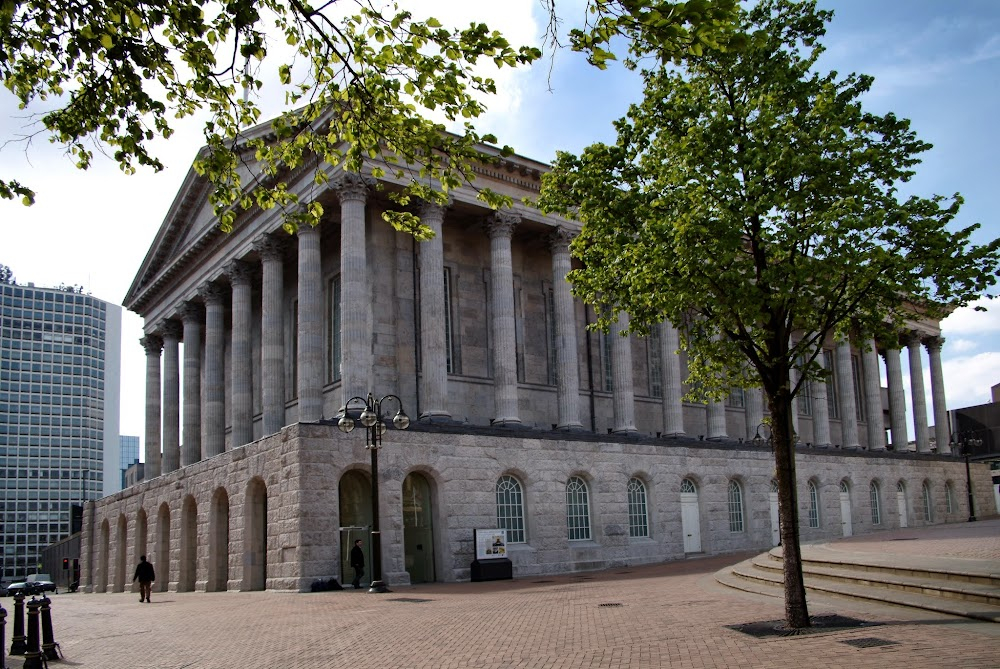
<box><xmin>338</xmin><ymin>176</ymin><xmax>370</xmax><ymax>411</ymax></box>
<box><xmin>706</xmin><ymin>399</ymin><xmax>727</xmax><ymax>439</ymax></box>
<box><xmin>926</xmin><ymin>337</ymin><xmax>951</xmax><ymax>454</ymax></box>
<box><xmin>611</xmin><ymin>312</ymin><xmax>637</xmax><ymax>434</ymax></box>
<box><xmin>744</xmin><ymin>387</ymin><xmax>764</xmax><ymax>441</ymax></box>
<box><xmin>905</xmin><ymin>335</ymin><xmax>930</xmax><ymax>453</ymax></box>
<box><xmin>229</xmin><ymin>260</ymin><xmax>254</xmax><ymax>447</ymax></box>
<box><xmin>201</xmin><ymin>285</ymin><xmax>226</xmax><ymax>459</ymax></box>
<box><xmin>256</xmin><ymin>236</ymin><xmax>285</xmax><ymax>435</ymax></box>
<box><xmin>550</xmin><ymin>228</ymin><xmax>582</xmax><ymax>430</ymax></box>
<box><xmin>835</xmin><ymin>338</ymin><xmax>860</xmax><ymax>449</ymax></box>
<box><xmin>862</xmin><ymin>339</ymin><xmax>886</xmax><ymax>451</ymax></box>
<box><xmin>487</xmin><ymin>212</ymin><xmax>521</xmax><ymax>425</ymax></box>
<box><xmin>660</xmin><ymin>321</ymin><xmax>685</xmax><ymax>436</ymax></box>
<box><xmin>141</xmin><ymin>334</ymin><xmax>163</xmax><ymax>479</ymax></box>
<box><xmin>180</xmin><ymin>303</ymin><xmax>203</xmax><ymax>466</ymax></box>
<box><xmin>883</xmin><ymin>346</ymin><xmax>909</xmax><ymax>450</ymax></box>
<box><xmin>161</xmin><ymin>321</ymin><xmax>181</xmax><ymax>473</ymax></box>
<box><xmin>297</xmin><ymin>225</ymin><xmax>324</xmax><ymax>421</ymax></box>
<box><xmin>418</xmin><ymin>201</ymin><xmax>450</xmax><ymax>420</ymax></box>
<box><xmin>811</xmin><ymin>345</ymin><xmax>831</xmax><ymax>446</ymax></box>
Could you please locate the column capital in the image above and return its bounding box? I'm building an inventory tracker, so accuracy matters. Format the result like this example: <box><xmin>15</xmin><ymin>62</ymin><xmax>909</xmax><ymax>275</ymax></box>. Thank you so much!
<box><xmin>547</xmin><ymin>226</ymin><xmax>576</xmax><ymax>254</ymax></box>
<box><xmin>179</xmin><ymin>301</ymin><xmax>204</xmax><ymax>321</ymax></box>
<box><xmin>140</xmin><ymin>334</ymin><xmax>163</xmax><ymax>355</ymax></box>
<box><xmin>418</xmin><ymin>197</ymin><xmax>452</xmax><ymax>222</ymax></box>
<box><xmin>334</xmin><ymin>172</ymin><xmax>373</xmax><ymax>204</ymax></box>
<box><xmin>160</xmin><ymin>319</ymin><xmax>183</xmax><ymax>340</ymax></box>
<box><xmin>198</xmin><ymin>283</ymin><xmax>227</xmax><ymax>306</ymax></box>
<box><xmin>899</xmin><ymin>330</ymin><xmax>922</xmax><ymax>348</ymax></box>
<box><xmin>226</xmin><ymin>259</ymin><xmax>255</xmax><ymax>286</ymax></box>
<box><xmin>253</xmin><ymin>234</ymin><xmax>287</xmax><ymax>262</ymax></box>
<box><xmin>923</xmin><ymin>335</ymin><xmax>945</xmax><ymax>351</ymax></box>
<box><xmin>486</xmin><ymin>211</ymin><xmax>520</xmax><ymax>239</ymax></box>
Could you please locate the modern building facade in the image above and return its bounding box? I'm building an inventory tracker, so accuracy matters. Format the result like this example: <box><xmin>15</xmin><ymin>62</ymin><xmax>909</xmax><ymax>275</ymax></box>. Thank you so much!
<box><xmin>79</xmin><ymin>122</ymin><xmax>992</xmax><ymax>594</ymax></box>
<box><xmin>1</xmin><ymin>281</ymin><xmax>121</xmax><ymax>584</ymax></box>
<box><xmin>119</xmin><ymin>434</ymin><xmax>139</xmax><ymax>489</ymax></box>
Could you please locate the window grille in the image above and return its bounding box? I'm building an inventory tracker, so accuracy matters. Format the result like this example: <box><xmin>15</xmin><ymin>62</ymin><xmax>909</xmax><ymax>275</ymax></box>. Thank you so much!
<box><xmin>566</xmin><ymin>476</ymin><xmax>591</xmax><ymax>541</ymax></box>
<box><xmin>627</xmin><ymin>478</ymin><xmax>649</xmax><ymax>538</ymax></box>
<box><xmin>728</xmin><ymin>480</ymin><xmax>744</xmax><ymax>532</ymax></box>
<box><xmin>496</xmin><ymin>475</ymin><xmax>525</xmax><ymax>543</ymax></box>
<box><xmin>808</xmin><ymin>480</ymin><xmax>820</xmax><ymax>528</ymax></box>
<box><xmin>870</xmin><ymin>481</ymin><xmax>881</xmax><ymax>525</ymax></box>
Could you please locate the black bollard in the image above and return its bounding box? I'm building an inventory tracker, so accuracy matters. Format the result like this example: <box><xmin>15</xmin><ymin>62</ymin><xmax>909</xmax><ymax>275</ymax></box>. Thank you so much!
<box><xmin>1</xmin><ymin>602</ymin><xmax>7</xmax><ymax>669</ymax></box>
<box><xmin>8</xmin><ymin>593</ymin><xmax>26</xmax><ymax>656</ymax></box>
<box><xmin>40</xmin><ymin>595</ymin><xmax>60</xmax><ymax>661</ymax></box>
<box><xmin>22</xmin><ymin>598</ymin><xmax>43</xmax><ymax>669</ymax></box>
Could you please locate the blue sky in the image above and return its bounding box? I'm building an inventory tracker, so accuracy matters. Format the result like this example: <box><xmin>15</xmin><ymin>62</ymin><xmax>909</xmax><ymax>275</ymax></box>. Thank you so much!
<box><xmin>1</xmin><ymin>0</ymin><xmax>998</xmax><ymax>448</ymax></box>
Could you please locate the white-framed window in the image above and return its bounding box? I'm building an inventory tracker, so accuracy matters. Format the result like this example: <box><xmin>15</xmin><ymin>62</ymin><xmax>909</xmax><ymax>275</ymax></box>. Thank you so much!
<box><xmin>727</xmin><ymin>388</ymin><xmax>745</xmax><ymax>408</ymax></box>
<box><xmin>496</xmin><ymin>475</ymin><xmax>525</xmax><ymax>543</ymax></box>
<box><xmin>648</xmin><ymin>327</ymin><xmax>663</xmax><ymax>398</ymax></box>
<box><xmin>545</xmin><ymin>288</ymin><xmax>557</xmax><ymax>386</ymax></box>
<box><xmin>823</xmin><ymin>349</ymin><xmax>838</xmax><ymax>418</ymax></box>
<box><xmin>728</xmin><ymin>479</ymin><xmax>745</xmax><ymax>532</ymax></box>
<box><xmin>681</xmin><ymin>477</ymin><xmax>696</xmax><ymax>494</ymax></box>
<box><xmin>327</xmin><ymin>276</ymin><xmax>341</xmax><ymax>382</ymax></box>
<box><xmin>870</xmin><ymin>481</ymin><xmax>882</xmax><ymax>525</ymax></box>
<box><xmin>627</xmin><ymin>477</ymin><xmax>649</xmax><ymax>538</ymax></box>
<box><xmin>946</xmin><ymin>482</ymin><xmax>955</xmax><ymax>514</ymax></box>
<box><xmin>566</xmin><ymin>476</ymin><xmax>591</xmax><ymax>541</ymax></box>
<box><xmin>922</xmin><ymin>481</ymin><xmax>933</xmax><ymax>521</ymax></box>
<box><xmin>808</xmin><ymin>480</ymin><xmax>820</xmax><ymax>528</ymax></box>
<box><xmin>601</xmin><ymin>331</ymin><xmax>613</xmax><ymax>392</ymax></box>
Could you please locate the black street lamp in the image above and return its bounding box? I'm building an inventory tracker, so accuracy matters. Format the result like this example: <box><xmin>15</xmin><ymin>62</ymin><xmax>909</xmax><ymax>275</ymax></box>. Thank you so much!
<box><xmin>337</xmin><ymin>393</ymin><xmax>409</xmax><ymax>593</ymax></box>
<box><xmin>751</xmin><ymin>422</ymin><xmax>773</xmax><ymax>449</ymax></box>
<box><xmin>958</xmin><ymin>432</ymin><xmax>983</xmax><ymax>523</ymax></box>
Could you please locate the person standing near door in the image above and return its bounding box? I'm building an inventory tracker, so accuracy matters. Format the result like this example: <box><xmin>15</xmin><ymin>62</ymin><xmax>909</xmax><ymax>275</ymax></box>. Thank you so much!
<box><xmin>350</xmin><ymin>539</ymin><xmax>365</xmax><ymax>589</ymax></box>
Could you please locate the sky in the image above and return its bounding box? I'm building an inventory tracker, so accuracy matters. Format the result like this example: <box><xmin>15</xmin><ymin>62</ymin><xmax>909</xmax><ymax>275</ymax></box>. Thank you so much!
<box><xmin>2</xmin><ymin>0</ymin><xmax>998</xmax><ymax>455</ymax></box>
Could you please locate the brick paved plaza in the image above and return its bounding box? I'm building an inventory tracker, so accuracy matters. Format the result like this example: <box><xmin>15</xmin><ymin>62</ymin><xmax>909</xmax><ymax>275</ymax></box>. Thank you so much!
<box><xmin>4</xmin><ymin>519</ymin><xmax>999</xmax><ymax>669</ymax></box>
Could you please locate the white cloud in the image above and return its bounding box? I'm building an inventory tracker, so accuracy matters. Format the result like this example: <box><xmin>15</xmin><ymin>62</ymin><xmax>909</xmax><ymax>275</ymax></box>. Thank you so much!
<box><xmin>941</xmin><ymin>297</ymin><xmax>1000</xmax><ymax>336</ymax></box>
<box><xmin>948</xmin><ymin>338</ymin><xmax>979</xmax><ymax>353</ymax></box>
<box><xmin>942</xmin><ymin>352</ymin><xmax>1000</xmax><ymax>409</ymax></box>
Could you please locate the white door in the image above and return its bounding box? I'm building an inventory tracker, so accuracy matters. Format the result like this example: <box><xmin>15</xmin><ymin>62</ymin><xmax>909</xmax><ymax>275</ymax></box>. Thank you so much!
<box><xmin>680</xmin><ymin>479</ymin><xmax>702</xmax><ymax>553</ymax></box>
<box><xmin>839</xmin><ymin>483</ymin><xmax>853</xmax><ymax>537</ymax></box>
<box><xmin>769</xmin><ymin>480</ymin><xmax>780</xmax><ymax>546</ymax></box>
<box><xmin>896</xmin><ymin>484</ymin><xmax>908</xmax><ymax>528</ymax></box>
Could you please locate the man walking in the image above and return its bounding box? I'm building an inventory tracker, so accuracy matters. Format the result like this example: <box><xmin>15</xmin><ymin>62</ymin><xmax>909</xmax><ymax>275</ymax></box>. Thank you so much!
<box><xmin>133</xmin><ymin>555</ymin><xmax>155</xmax><ymax>603</ymax></box>
<box><xmin>350</xmin><ymin>539</ymin><xmax>365</xmax><ymax>590</ymax></box>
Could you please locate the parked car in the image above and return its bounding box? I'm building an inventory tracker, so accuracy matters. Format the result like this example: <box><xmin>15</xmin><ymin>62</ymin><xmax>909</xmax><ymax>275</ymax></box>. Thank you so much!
<box><xmin>6</xmin><ymin>574</ymin><xmax>57</xmax><ymax>596</ymax></box>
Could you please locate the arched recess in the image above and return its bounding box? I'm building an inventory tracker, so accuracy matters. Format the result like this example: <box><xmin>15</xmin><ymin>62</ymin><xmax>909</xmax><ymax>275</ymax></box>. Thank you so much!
<box><xmin>208</xmin><ymin>487</ymin><xmax>230</xmax><ymax>592</ymax></box>
<box><xmin>156</xmin><ymin>503</ymin><xmax>171</xmax><ymax>593</ymax></box>
<box><xmin>339</xmin><ymin>470</ymin><xmax>372</xmax><ymax>585</ymax></box>
<box><xmin>839</xmin><ymin>480</ymin><xmax>853</xmax><ymax>537</ymax></box>
<box><xmin>98</xmin><ymin>519</ymin><xmax>110</xmax><ymax>593</ymax></box>
<box><xmin>680</xmin><ymin>477</ymin><xmax>702</xmax><ymax>553</ymax></box>
<box><xmin>896</xmin><ymin>480</ymin><xmax>909</xmax><ymax>528</ymax></box>
<box><xmin>134</xmin><ymin>509</ymin><xmax>148</xmax><ymax>593</ymax></box>
<box><xmin>178</xmin><ymin>495</ymin><xmax>198</xmax><ymax>592</ymax></box>
<box><xmin>402</xmin><ymin>471</ymin><xmax>436</xmax><ymax>584</ymax></box>
<box><xmin>114</xmin><ymin>514</ymin><xmax>128</xmax><ymax>592</ymax></box>
<box><xmin>243</xmin><ymin>477</ymin><xmax>268</xmax><ymax>591</ymax></box>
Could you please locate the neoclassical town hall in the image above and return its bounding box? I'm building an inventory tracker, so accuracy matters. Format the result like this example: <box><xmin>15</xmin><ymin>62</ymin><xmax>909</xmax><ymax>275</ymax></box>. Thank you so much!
<box><xmin>81</xmin><ymin>122</ymin><xmax>993</xmax><ymax>593</ymax></box>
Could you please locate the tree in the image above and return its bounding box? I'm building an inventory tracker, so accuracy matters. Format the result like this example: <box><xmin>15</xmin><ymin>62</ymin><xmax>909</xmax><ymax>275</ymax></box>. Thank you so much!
<box><xmin>2</xmin><ymin>1</ymin><xmax>737</xmax><ymax>238</ymax></box>
<box><xmin>538</xmin><ymin>0</ymin><xmax>1000</xmax><ymax>628</ymax></box>
<box><xmin>0</xmin><ymin>263</ymin><xmax>14</xmax><ymax>284</ymax></box>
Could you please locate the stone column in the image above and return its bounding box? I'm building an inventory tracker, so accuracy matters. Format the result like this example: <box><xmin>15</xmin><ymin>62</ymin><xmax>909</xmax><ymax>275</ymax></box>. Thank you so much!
<box><xmin>835</xmin><ymin>338</ymin><xmax>860</xmax><ymax>449</ymax></box>
<box><xmin>200</xmin><ymin>284</ymin><xmax>226</xmax><ymax>459</ymax></box>
<box><xmin>883</xmin><ymin>344</ymin><xmax>909</xmax><ymax>451</ymax></box>
<box><xmin>904</xmin><ymin>333</ymin><xmax>930</xmax><ymax>453</ymax></box>
<box><xmin>180</xmin><ymin>302</ymin><xmax>203</xmax><ymax>466</ymax></box>
<box><xmin>337</xmin><ymin>174</ymin><xmax>371</xmax><ymax>411</ymax></box>
<box><xmin>229</xmin><ymin>259</ymin><xmax>254</xmax><ymax>447</ymax></box>
<box><xmin>811</xmin><ymin>346</ymin><xmax>831</xmax><ymax>446</ymax></box>
<box><xmin>611</xmin><ymin>312</ymin><xmax>637</xmax><ymax>434</ymax></box>
<box><xmin>297</xmin><ymin>223</ymin><xmax>324</xmax><ymax>422</ymax></box>
<box><xmin>140</xmin><ymin>334</ymin><xmax>163</xmax><ymax>479</ymax></box>
<box><xmin>925</xmin><ymin>336</ymin><xmax>951</xmax><ymax>454</ymax></box>
<box><xmin>417</xmin><ymin>200</ymin><xmax>451</xmax><ymax>421</ymax></box>
<box><xmin>862</xmin><ymin>339</ymin><xmax>886</xmax><ymax>451</ymax></box>
<box><xmin>549</xmin><ymin>227</ymin><xmax>582</xmax><ymax>430</ymax></box>
<box><xmin>706</xmin><ymin>399</ymin><xmax>727</xmax><ymax>440</ymax></box>
<box><xmin>744</xmin><ymin>387</ymin><xmax>764</xmax><ymax>441</ymax></box>
<box><xmin>161</xmin><ymin>320</ymin><xmax>182</xmax><ymax>473</ymax></box>
<box><xmin>660</xmin><ymin>321</ymin><xmax>685</xmax><ymax>436</ymax></box>
<box><xmin>255</xmin><ymin>235</ymin><xmax>286</xmax><ymax>435</ymax></box>
<box><xmin>486</xmin><ymin>211</ymin><xmax>521</xmax><ymax>426</ymax></box>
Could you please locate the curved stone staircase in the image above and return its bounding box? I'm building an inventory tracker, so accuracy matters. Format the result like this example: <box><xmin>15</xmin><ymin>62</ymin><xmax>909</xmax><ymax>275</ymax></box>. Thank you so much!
<box><xmin>716</xmin><ymin>544</ymin><xmax>1000</xmax><ymax>623</ymax></box>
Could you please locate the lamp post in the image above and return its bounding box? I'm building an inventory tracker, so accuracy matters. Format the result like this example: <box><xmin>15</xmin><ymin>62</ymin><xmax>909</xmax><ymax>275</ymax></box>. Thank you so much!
<box><xmin>959</xmin><ymin>432</ymin><xmax>982</xmax><ymax>523</ymax></box>
<box><xmin>751</xmin><ymin>422</ymin><xmax>773</xmax><ymax>449</ymax></box>
<box><xmin>337</xmin><ymin>393</ymin><xmax>409</xmax><ymax>593</ymax></box>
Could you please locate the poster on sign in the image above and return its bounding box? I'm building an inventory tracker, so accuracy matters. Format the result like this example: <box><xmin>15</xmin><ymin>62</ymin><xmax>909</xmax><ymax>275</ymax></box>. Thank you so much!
<box><xmin>474</xmin><ymin>529</ymin><xmax>507</xmax><ymax>560</ymax></box>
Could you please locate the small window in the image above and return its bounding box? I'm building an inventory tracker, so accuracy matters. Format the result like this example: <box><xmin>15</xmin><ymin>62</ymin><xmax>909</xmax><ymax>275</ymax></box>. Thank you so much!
<box><xmin>870</xmin><ymin>481</ymin><xmax>881</xmax><ymax>525</ymax></box>
<box><xmin>808</xmin><ymin>480</ymin><xmax>820</xmax><ymax>528</ymax></box>
<box><xmin>728</xmin><ymin>480</ymin><xmax>744</xmax><ymax>532</ymax></box>
<box><xmin>566</xmin><ymin>476</ymin><xmax>591</xmax><ymax>541</ymax></box>
<box><xmin>627</xmin><ymin>478</ymin><xmax>649</xmax><ymax>538</ymax></box>
<box><xmin>681</xmin><ymin>478</ymin><xmax>696</xmax><ymax>494</ymax></box>
<box><xmin>496</xmin><ymin>475</ymin><xmax>525</xmax><ymax>543</ymax></box>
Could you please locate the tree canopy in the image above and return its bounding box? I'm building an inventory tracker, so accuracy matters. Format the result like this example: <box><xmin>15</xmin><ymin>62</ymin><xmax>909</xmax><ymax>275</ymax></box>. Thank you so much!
<box><xmin>2</xmin><ymin>0</ymin><xmax>739</xmax><ymax>238</ymax></box>
<box><xmin>538</xmin><ymin>0</ymin><xmax>1000</xmax><ymax>627</ymax></box>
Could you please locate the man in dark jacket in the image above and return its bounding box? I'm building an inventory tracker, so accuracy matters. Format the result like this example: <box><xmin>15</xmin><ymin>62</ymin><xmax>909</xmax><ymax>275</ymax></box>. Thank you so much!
<box><xmin>133</xmin><ymin>555</ymin><xmax>155</xmax><ymax>603</ymax></box>
<box><xmin>350</xmin><ymin>540</ymin><xmax>365</xmax><ymax>589</ymax></box>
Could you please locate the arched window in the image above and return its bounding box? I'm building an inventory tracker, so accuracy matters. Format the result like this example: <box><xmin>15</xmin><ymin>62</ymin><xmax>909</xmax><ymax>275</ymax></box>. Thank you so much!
<box><xmin>681</xmin><ymin>478</ymin><xmax>697</xmax><ymax>494</ymax></box>
<box><xmin>496</xmin><ymin>475</ymin><xmax>525</xmax><ymax>543</ymax></box>
<box><xmin>870</xmin><ymin>481</ymin><xmax>881</xmax><ymax>525</ymax></box>
<box><xmin>839</xmin><ymin>480</ymin><xmax>849</xmax><ymax>495</ymax></box>
<box><xmin>807</xmin><ymin>480</ymin><xmax>820</xmax><ymax>528</ymax></box>
<box><xmin>566</xmin><ymin>476</ymin><xmax>591</xmax><ymax>541</ymax></box>
<box><xmin>922</xmin><ymin>481</ymin><xmax>933</xmax><ymax>522</ymax></box>
<box><xmin>728</xmin><ymin>480</ymin><xmax>744</xmax><ymax>532</ymax></box>
<box><xmin>627</xmin><ymin>478</ymin><xmax>649</xmax><ymax>538</ymax></box>
<box><xmin>945</xmin><ymin>482</ymin><xmax>955</xmax><ymax>514</ymax></box>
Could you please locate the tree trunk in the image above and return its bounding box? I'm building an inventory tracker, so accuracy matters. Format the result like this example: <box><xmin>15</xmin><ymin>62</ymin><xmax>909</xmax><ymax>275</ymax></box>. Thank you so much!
<box><xmin>769</xmin><ymin>390</ymin><xmax>810</xmax><ymax>628</ymax></box>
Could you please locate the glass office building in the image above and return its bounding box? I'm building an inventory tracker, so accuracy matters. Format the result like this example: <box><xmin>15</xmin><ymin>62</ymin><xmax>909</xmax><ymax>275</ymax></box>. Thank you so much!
<box><xmin>119</xmin><ymin>434</ymin><xmax>139</xmax><ymax>489</ymax></box>
<box><xmin>0</xmin><ymin>282</ymin><xmax>121</xmax><ymax>584</ymax></box>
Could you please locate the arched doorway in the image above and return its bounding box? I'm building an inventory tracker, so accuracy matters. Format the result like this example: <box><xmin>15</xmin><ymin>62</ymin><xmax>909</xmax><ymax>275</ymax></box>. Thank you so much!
<box><xmin>98</xmin><ymin>519</ymin><xmax>110</xmax><ymax>593</ymax></box>
<box><xmin>896</xmin><ymin>481</ymin><xmax>909</xmax><ymax>528</ymax></box>
<box><xmin>402</xmin><ymin>472</ymin><xmax>435</xmax><ymax>584</ymax></box>
<box><xmin>243</xmin><ymin>477</ymin><xmax>267</xmax><ymax>591</ymax></box>
<box><xmin>135</xmin><ymin>509</ymin><xmax>148</xmax><ymax>594</ymax></box>
<box><xmin>179</xmin><ymin>495</ymin><xmax>197</xmax><ymax>591</ymax></box>
<box><xmin>839</xmin><ymin>481</ymin><xmax>853</xmax><ymax>537</ymax></box>
<box><xmin>339</xmin><ymin>470</ymin><xmax>372</xmax><ymax>585</ymax></box>
<box><xmin>680</xmin><ymin>478</ymin><xmax>702</xmax><ymax>553</ymax></box>
<box><xmin>208</xmin><ymin>488</ymin><xmax>230</xmax><ymax>592</ymax></box>
<box><xmin>114</xmin><ymin>515</ymin><xmax>127</xmax><ymax>592</ymax></box>
<box><xmin>769</xmin><ymin>479</ymin><xmax>780</xmax><ymax>546</ymax></box>
<box><xmin>157</xmin><ymin>503</ymin><xmax>171</xmax><ymax>593</ymax></box>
